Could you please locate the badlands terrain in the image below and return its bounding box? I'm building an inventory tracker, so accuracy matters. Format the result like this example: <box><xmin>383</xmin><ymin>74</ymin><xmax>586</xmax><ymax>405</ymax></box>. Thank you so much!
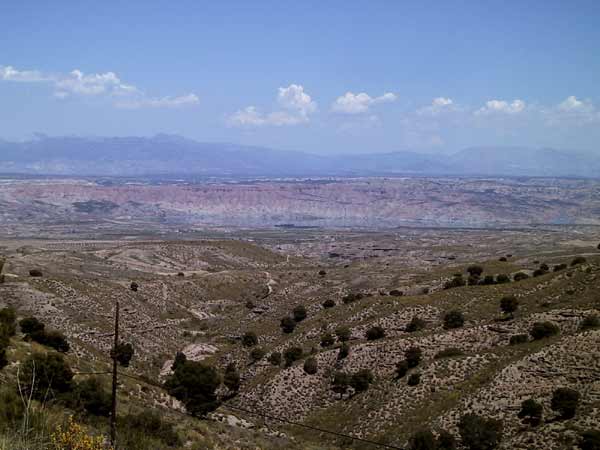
<box><xmin>1</xmin><ymin>218</ymin><xmax>599</xmax><ymax>448</ymax></box>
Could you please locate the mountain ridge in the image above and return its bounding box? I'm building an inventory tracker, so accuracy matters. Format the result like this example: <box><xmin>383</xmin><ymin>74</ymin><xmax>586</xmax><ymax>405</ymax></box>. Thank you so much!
<box><xmin>0</xmin><ymin>135</ymin><xmax>599</xmax><ymax>178</ymax></box>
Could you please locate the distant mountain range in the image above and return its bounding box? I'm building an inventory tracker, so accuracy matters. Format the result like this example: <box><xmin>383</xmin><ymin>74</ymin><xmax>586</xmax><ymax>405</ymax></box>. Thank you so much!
<box><xmin>0</xmin><ymin>135</ymin><xmax>599</xmax><ymax>178</ymax></box>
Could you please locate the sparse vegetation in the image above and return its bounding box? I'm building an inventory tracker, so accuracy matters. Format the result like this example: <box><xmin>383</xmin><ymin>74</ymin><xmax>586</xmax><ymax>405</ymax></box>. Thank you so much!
<box><xmin>435</xmin><ymin>347</ymin><xmax>464</xmax><ymax>359</ymax></box>
<box><xmin>530</xmin><ymin>321</ymin><xmax>560</xmax><ymax>340</ymax></box>
<box><xmin>350</xmin><ymin>369</ymin><xmax>374</xmax><ymax>393</ymax></box>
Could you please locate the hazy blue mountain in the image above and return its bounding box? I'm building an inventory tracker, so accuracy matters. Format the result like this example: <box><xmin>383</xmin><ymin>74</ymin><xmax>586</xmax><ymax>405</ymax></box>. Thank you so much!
<box><xmin>0</xmin><ymin>135</ymin><xmax>598</xmax><ymax>178</ymax></box>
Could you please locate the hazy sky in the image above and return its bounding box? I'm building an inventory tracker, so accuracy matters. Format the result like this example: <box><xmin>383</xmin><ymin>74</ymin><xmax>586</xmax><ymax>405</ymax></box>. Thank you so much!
<box><xmin>1</xmin><ymin>0</ymin><xmax>599</xmax><ymax>154</ymax></box>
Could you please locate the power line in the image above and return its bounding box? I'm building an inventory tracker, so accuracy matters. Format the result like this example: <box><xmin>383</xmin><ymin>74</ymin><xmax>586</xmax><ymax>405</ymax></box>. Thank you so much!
<box><xmin>73</xmin><ymin>365</ymin><xmax>402</xmax><ymax>448</ymax></box>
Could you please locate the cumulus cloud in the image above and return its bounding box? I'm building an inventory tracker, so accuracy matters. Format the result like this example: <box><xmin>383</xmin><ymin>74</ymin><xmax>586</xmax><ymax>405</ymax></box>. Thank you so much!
<box><xmin>228</xmin><ymin>84</ymin><xmax>317</xmax><ymax>127</ymax></box>
<box><xmin>331</xmin><ymin>91</ymin><xmax>397</xmax><ymax>114</ymax></box>
<box><xmin>476</xmin><ymin>99</ymin><xmax>526</xmax><ymax>115</ymax></box>
<box><xmin>544</xmin><ymin>96</ymin><xmax>599</xmax><ymax>126</ymax></box>
<box><xmin>417</xmin><ymin>97</ymin><xmax>455</xmax><ymax>116</ymax></box>
<box><xmin>0</xmin><ymin>64</ymin><xmax>198</xmax><ymax>109</ymax></box>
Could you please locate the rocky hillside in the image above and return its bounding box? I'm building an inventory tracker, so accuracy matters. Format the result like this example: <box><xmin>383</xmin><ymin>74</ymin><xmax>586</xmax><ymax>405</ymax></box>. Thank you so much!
<box><xmin>1</xmin><ymin>230</ymin><xmax>599</xmax><ymax>449</ymax></box>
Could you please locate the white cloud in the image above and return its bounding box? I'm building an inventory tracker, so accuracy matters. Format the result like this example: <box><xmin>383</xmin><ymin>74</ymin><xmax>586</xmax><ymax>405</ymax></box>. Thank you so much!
<box><xmin>331</xmin><ymin>91</ymin><xmax>397</xmax><ymax>114</ymax></box>
<box><xmin>115</xmin><ymin>93</ymin><xmax>199</xmax><ymax>109</ymax></box>
<box><xmin>544</xmin><ymin>96</ymin><xmax>599</xmax><ymax>126</ymax></box>
<box><xmin>476</xmin><ymin>99</ymin><xmax>526</xmax><ymax>115</ymax></box>
<box><xmin>417</xmin><ymin>97</ymin><xmax>455</xmax><ymax>116</ymax></box>
<box><xmin>277</xmin><ymin>84</ymin><xmax>317</xmax><ymax>117</ymax></box>
<box><xmin>0</xmin><ymin>64</ymin><xmax>197</xmax><ymax>109</ymax></box>
<box><xmin>228</xmin><ymin>84</ymin><xmax>316</xmax><ymax>127</ymax></box>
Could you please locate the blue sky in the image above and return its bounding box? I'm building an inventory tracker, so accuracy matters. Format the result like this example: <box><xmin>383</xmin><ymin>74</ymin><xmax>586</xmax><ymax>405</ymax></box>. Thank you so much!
<box><xmin>1</xmin><ymin>0</ymin><xmax>599</xmax><ymax>154</ymax></box>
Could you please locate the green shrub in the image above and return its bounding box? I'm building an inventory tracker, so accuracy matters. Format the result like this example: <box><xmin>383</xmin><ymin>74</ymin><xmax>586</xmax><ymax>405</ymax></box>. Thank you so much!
<box><xmin>322</xmin><ymin>299</ymin><xmax>336</xmax><ymax>308</ymax></box>
<box><xmin>408</xmin><ymin>429</ymin><xmax>436</xmax><ymax>450</ymax></box>
<box><xmin>0</xmin><ymin>386</ymin><xmax>24</xmax><ymax>431</ymax></box>
<box><xmin>458</xmin><ymin>414</ymin><xmax>503</xmax><ymax>450</ymax></box>
<box><xmin>350</xmin><ymin>369</ymin><xmax>374</xmax><ymax>393</ymax></box>
<box><xmin>551</xmin><ymin>387</ymin><xmax>580</xmax><ymax>419</ymax></box>
<box><xmin>338</xmin><ymin>342</ymin><xmax>350</xmax><ymax>360</ymax></box>
<box><xmin>331</xmin><ymin>371</ymin><xmax>350</xmax><ymax>397</ymax></box>
<box><xmin>480</xmin><ymin>275</ymin><xmax>496</xmax><ymax>285</ymax></box>
<box><xmin>250</xmin><ymin>347</ymin><xmax>265</xmax><ymax>362</ymax></box>
<box><xmin>395</xmin><ymin>360</ymin><xmax>409</xmax><ymax>379</ymax></box>
<box><xmin>280</xmin><ymin>316</ymin><xmax>296</xmax><ymax>334</ymax></box>
<box><xmin>29</xmin><ymin>269</ymin><xmax>43</xmax><ymax>277</ymax></box>
<box><xmin>580</xmin><ymin>314</ymin><xmax>600</xmax><ymax>331</ymax></box>
<box><xmin>342</xmin><ymin>292</ymin><xmax>363</xmax><ymax>304</ymax></box>
<box><xmin>164</xmin><ymin>359</ymin><xmax>221</xmax><ymax>417</ymax></box>
<box><xmin>443</xmin><ymin>310</ymin><xmax>465</xmax><ymax>329</ymax></box>
<box><xmin>496</xmin><ymin>274</ymin><xmax>510</xmax><ymax>284</ymax></box>
<box><xmin>119</xmin><ymin>410</ymin><xmax>181</xmax><ymax>448</ymax></box>
<box><xmin>500</xmin><ymin>296</ymin><xmax>518</xmax><ymax>317</ymax></box>
<box><xmin>530</xmin><ymin>321</ymin><xmax>559</xmax><ymax>340</ymax></box>
<box><xmin>19</xmin><ymin>317</ymin><xmax>45</xmax><ymax>335</ymax></box>
<box><xmin>31</xmin><ymin>329</ymin><xmax>70</xmax><ymax>353</ymax></box>
<box><xmin>320</xmin><ymin>333</ymin><xmax>335</xmax><ymax>347</ymax></box>
<box><xmin>434</xmin><ymin>348</ymin><xmax>464</xmax><ymax>359</ymax></box>
<box><xmin>335</xmin><ymin>326</ymin><xmax>351</xmax><ymax>342</ymax></box>
<box><xmin>366</xmin><ymin>326</ymin><xmax>385</xmax><ymax>340</ymax></box>
<box><xmin>292</xmin><ymin>305</ymin><xmax>307</xmax><ymax>322</ymax></box>
<box><xmin>518</xmin><ymin>398</ymin><xmax>543</xmax><ymax>426</ymax></box>
<box><xmin>406</xmin><ymin>316</ymin><xmax>426</xmax><ymax>332</ymax></box>
<box><xmin>405</xmin><ymin>347</ymin><xmax>422</xmax><ymax>368</ymax></box>
<box><xmin>0</xmin><ymin>307</ymin><xmax>16</xmax><ymax>337</ymax></box>
<box><xmin>437</xmin><ymin>430</ymin><xmax>456</xmax><ymax>449</ymax></box>
<box><xmin>467</xmin><ymin>265</ymin><xmax>484</xmax><ymax>277</ymax></box>
<box><xmin>444</xmin><ymin>275</ymin><xmax>466</xmax><ymax>290</ymax></box>
<box><xmin>112</xmin><ymin>342</ymin><xmax>134</xmax><ymax>367</ymax></box>
<box><xmin>509</xmin><ymin>334</ymin><xmax>529</xmax><ymax>345</ymax></box>
<box><xmin>242</xmin><ymin>331</ymin><xmax>258</xmax><ymax>347</ymax></box>
<box><xmin>513</xmin><ymin>272</ymin><xmax>529</xmax><ymax>281</ymax></box>
<box><xmin>283</xmin><ymin>346</ymin><xmax>303</xmax><ymax>367</ymax></box>
<box><xmin>553</xmin><ymin>263</ymin><xmax>567</xmax><ymax>272</ymax></box>
<box><xmin>571</xmin><ymin>256</ymin><xmax>587</xmax><ymax>266</ymax></box>
<box><xmin>303</xmin><ymin>357</ymin><xmax>318</xmax><ymax>375</ymax></box>
<box><xmin>268</xmin><ymin>352</ymin><xmax>282</xmax><ymax>366</ymax></box>
<box><xmin>407</xmin><ymin>372</ymin><xmax>421</xmax><ymax>386</ymax></box>
<box><xmin>19</xmin><ymin>352</ymin><xmax>74</xmax><ymax>400</ymax></box>
<box><xmin>73</xmin><ymin>377</ymin><xmax>111</xmax><ymax>416</ymax></box>
<box><xmin>579</xmin><ymin>430</ymin><xmax>600</xmax><ymax>450</ymax></box>
<box><xmin>223</xmin><ymin>363</ymin><xmax>240</xmax><ymax>393</ymax></box>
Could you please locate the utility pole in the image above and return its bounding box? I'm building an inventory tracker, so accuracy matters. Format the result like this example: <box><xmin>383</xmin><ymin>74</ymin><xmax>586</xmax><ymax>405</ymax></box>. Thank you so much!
<box><xmin>110</xmin><ymin>300</ymin><xmax>120</xmax><ymax>448</ymax></box>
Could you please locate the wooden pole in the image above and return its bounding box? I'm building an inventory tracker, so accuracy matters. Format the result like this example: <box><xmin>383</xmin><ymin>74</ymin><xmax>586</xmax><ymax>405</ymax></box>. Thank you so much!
<box><xmin>110</xmin><ymin>300</ymin><xmax>120</xmax><ymax>447</ymax></box>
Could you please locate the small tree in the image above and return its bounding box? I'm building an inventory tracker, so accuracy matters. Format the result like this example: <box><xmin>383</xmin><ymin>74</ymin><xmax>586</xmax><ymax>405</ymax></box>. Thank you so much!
<box><xmin>551</xmin><ymin>387</ymin><xmax>580</xmax><ymax>419</ymax></box>
<box><xmin>500</xmin><ymin>296</ymin><xmax>519</xmax><ymax>318</ymax></box>
<box><xmin>171</xmin><ymin>352</ymin><xmax>187</xmax><ymax>371</ymax></box>
<box><xmin>395</xmin><ymin>360</ymin><xmax>409</xmax><ymax>379</ymax></box>
<box><xmin>406</xmin><ymin>316</ymin><xmax>426</xmax><ymax>332</ymax></box>
<box><xmin>331</xmin><ymin>371</ymin><xmax>350</xmax><ymax>398</ymax></box>
<box><xmin>223</xmin><ymin>363</ymin><xmax>240</xmax><ymax>393</ymax></box>
<box><xmin>518</xmin><ymin>398</ymin><xmax>543</xmax><ymax>426</ymax></box>
<box><xmin>292</xmin><ymin>305</ymin><xmax>307</xmax><ymax>322</ymax></box>
<box><xmin>338</xmin><ymin>342</ymin><xmax>350</xmax><ymax>360</ymax></box>
<box><xmin>320</xmin><ymin>333</ymin><xmax>335</xmax><ymax>347</ymax></box>
<box><xmin>405</xmin><ymin>347</ymin><xmax>422</xmax><ymax>368</ymax></box>
<box><xmin>530</xmin><ymin>321</ymin><xmax>559</xmax><ymax>340</ymax></box>
<box><xmin>280</xmin><ymin>316</ymin><xmax>296</xmax><ymax>334</ymax></box>
<box><xmin>19</xmin><ymin>352</ymin><xmax>74</xmax><ymax>400</ymax></box>
<box><xmin>130</xmin><ymin>281</ymin><xmax>138</xmax><ymax>292</ymax></box>
<box><xmin>350</xmin><ymin>369</ymin><xmax>374</xmax><ymax>393</ymax></box>
<box><xmin>437</xmin><ymin>430</ymin><xmax>456</xmax><ymax>450</ymax></box>
<box><xmin>164</xmin><ymin>360</ymin><xmax>221</xmax><ymax>417</ymax></box>
<box><xmin>443</xmin><ymin>310</ymin><xmax>465</xmax><ymax>329</ymax></box>
<box><xmin>335</xmin><ymin>326</ymin><xmax>351</xmax><ymax>342</ymax></box>
<box><xmin>303</xmin><ymin>357</ymin><xmax>318</xmax><ymax>375</ymax></box>
<box><xmin>19</xmin><ymin>317</ymin><xmax>45</xmax><ymax>335</ymax></box>
<box><xmin>366</xmin><ymin>326</ymin><xmax>385</xmax><ymax>340</ymax></box>
<box><xmin>467</xmin><ymin>265</ymin><xmax>484</xmax><ymax>277</ymax></box>
<box><xmin>509</xmin><ymin>334</ymin><xmax>528</xmax><ymax>345</ymax></box>
<box><xmin>458</xmin><ymin>414</ymin><xmax>503</xmax><ymax>450</ymax></box>
<box><xmin>580</xmin><ymin>314</ymin><xmax>600</xmax><ymax>331</ymax></box>
<box><xmin>513</xmin><ymin>272</ymin><xmax>529</xmax><ymax>281</ymax></box>
<box><xmin>283</xmin><ymin>346</ymin><xmax>303</xmax><ymax>367</ymax></box>
<box><xmin>579</xmin><ymin>430</ymin><xmax>600</xmax><ymax>450</ymax></box>
<box><xmin>250</xmin><ymin>347</ymin><xmax>265</xmax><ymax>362</ymax></box>
<box><xmin>407</xmin><ymin>372</ymin><xmax>421</xmax><ymax>386</ymax></box>
<box><xmin>32</xmin><ymin>329</ymin><xmax>70</xmax><ymax>353</ymax></box>
<box><xmin>408</xmin><ymin>429</ymin><xmax>437</xmax><ymax>450</ymax></box>
<box><xmin>242</xmin><ymin>331</ymin><xmax>258</xmax><ymax>347</ymax></box>
<box><xmin>112</xmin><ymin>342</ymin><xmax>134</xmax><ymax>367</ymax></box>
<box><xmin>268</xmin><ymin>352</ymin><xmax>282</xmax><ymax>366</ymax></box>
<box><xmin>322</xmin><ymin>299</ymin><xmax>336</xmax><ymax>308</ymax></box>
